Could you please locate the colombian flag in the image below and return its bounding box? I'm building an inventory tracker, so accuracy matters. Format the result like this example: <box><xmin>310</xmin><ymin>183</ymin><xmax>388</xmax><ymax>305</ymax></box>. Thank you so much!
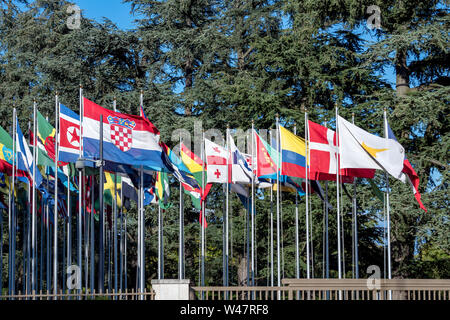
<box><xmin>279</xmin><ymin>126</ymin><xmax>307</xmax><ymax>179</ymax></box>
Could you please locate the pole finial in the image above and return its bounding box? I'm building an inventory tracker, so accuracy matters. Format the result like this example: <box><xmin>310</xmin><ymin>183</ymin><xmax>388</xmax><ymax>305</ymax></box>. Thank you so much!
<box><xmin>79</xmin><ymin>84</ymin><xmax>83</xmax><ymax>89</ymax></box>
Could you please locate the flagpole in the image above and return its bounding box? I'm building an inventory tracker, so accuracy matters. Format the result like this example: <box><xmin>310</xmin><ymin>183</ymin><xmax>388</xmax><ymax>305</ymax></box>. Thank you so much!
<box><xmin>139</xmin><ymin>91</ymin><xmax>145</xmax><ymax>298</ymax></box>
<box><xmin>179</xmin><ymin>134</ymin><xmax>184</xmax><ymax>280</ymax></box>
<box><xmin>158</xmin><ymin>198</ymin><xmax>162</xmax><ymax>280</ymax></box>
<box><xmin>335</xmin><ymin>106</ymin><xmax>342</xmax><ymax>284</ymax></box>
<box><xmin>201</xmin><ymin>130</ymin><xmax>205</xmax><ymax>291</ymax></box>
<box><xmin>11</xmin><ymin>109</ymin><xmax>17</xmax><ymax>296</ymax></box>
<box><xmin>269</xmin><ymin>129</ymin><xmax>274</xmax><ymax>287</ymax></box>
<box><xmin>304</xmin><ymin>110</ymin><xmax>311</xmax><ymax>279</ymax></box>
<box><xmin>275</xmin><ymin>114</ymin><xmax>281</xmax><ymax>297</ymax></box>
<box><xmin>323</xmin><ymin>121</ymin><xmax>330</xmax><ymax>280</ymax></box>
<box><xmin>31</xmin><ymin>100</ymin><xmax>37</xmax><ymax>294</ymax></box>
<box><xmin>251</xmin><ymin>121</ymin><xmax>255</xmax><ymax>291</ymax></box>
<box><xmin>119</xmin><ymin>179</ymin><xmax>124</xmax><ymax>289</ymax></box>
<box><xmin>99</xmin><ymin>114</ymin><xmax>105</xmax><ymax>293</ymax></box>
<box><xmin>294</xmin><ymin>123</ymin><xmax>299</xmax><ymax>280</ymax></box>
<box><xmin>113</xmin><ymin>97</ymin><xmax>118</xmax><ymax>296</ymax></box>
<box><xmin>225</xmin><ymin>126</ymin><xmax>230</xmax><ymax>292</ymax></box>
<box><xmin>78</xmin><ymin>85</ymin><xmax>83</xmax><ymax>298</ymax></box>
<box><xmin>53</xmin><ymin>93</ymin><xmax>59</xmax><ymax>297</ymax></box>
<box><xmin>383</xmin><ymin>108</ymin><xmax>392</xmax><ymax>299</ymax></box>
<box><xmin>351</xmin><ymin>114</ymin><xmax>359</xmax><ymax>279</ymax></box>
<box><xmin>90</xmin><ymin>175</ymin><xmax>95</xmax><ymax>294</ymax></box>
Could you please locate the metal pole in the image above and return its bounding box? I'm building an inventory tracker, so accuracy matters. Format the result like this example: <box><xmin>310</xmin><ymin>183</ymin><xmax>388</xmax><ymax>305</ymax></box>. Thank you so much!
<box><xmin>78</xmin><ymin>86</ymin><xmax>83</xmax><ymax>298</ymax></box>
<box><xmin>179</xmin><ymin>134</ymin><xmax>184</xmax><ymax>280</ymax></box>
<box><xmin>383</xmin><ymin>109</ymin><xmax>392</xmax><ymax>300</ymax></box>
<box><xmin>275</xmin><ymin>115</ymin><xmax>281</xmax><ymax>295</ymax></box>
<box><xmin>335</xmin><ymin>107</ymin><xmax>342</xmax><ymax>282</ymax></box>
<box><xmin>305</xmin><ymin>111</ymin><xmax>310</xmax><ymax>279</ymax></box>
<box><xmin>113</xmin><ymin>97</ymin><xmax>118</xmax><ymax>296</ymax></box>
<box><xmin>201</xmin><ymin>131</ymin><xmax>205</xmax><ymax>289</ymax></box>
<box><xmin>251</xmin><ymin>122</ymin><xmax>255</xmax><ymax>289</ymax></box>
<box><xmin>53</xmin><ymin>94</ymin><xmax>59</xmax><ymax>296</ymax></box>
<box><xmin>294</xmin><ymin>124</ymin><xmax>299</xmax><ymax>279</ymax></box>
<box><xmin>90</xmin><ymin>175</ymin><xmax>95</xmax><ymax>294</ymax></box>
<box><xmin>32</xmin><ymin>100</ymin><xmax>37</xmax><ymax>294</ymax></box>
<box><xmin>351</xmin><ymin>114</ymin><xmax>359</xmax><ymax>279</ymax></box>
<box><xmin>158</xmin><ymin>204</ymin><xmax>162</xmax><ymax>280</ymax></box>
<box><xmin>269</xmin><ymin>130</ymin><xmax>274</xmax><ymax>287</ymax></box>
<box><xmin>99</xmin><ymin>114</ymin><xmax>104</xmax><ymax>293</ymax></box>
<box><xmin>140</xmin><ymin>166</ymin><xmax>145</xmax><ymax>297</ymax></box>
<box><xmin>225</xmin><ymin>127</ymin><xmax>229</xmax><ymax>288</ymax></box>
<box><xmin>119</xmin><ymin>182</ymin><xmax>124</xmax><ymax>288</ymax></box>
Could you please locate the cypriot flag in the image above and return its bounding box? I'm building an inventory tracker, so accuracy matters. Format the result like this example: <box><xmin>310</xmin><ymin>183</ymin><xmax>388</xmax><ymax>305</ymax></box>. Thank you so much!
<box><xmin>337</xmin><ymin>115</ymin><xmax>405</xmax><ymax>180</ymax></box>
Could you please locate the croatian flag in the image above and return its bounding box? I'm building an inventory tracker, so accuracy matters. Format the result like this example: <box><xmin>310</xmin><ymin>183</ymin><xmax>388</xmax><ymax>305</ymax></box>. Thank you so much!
<box><xmin>82</xmin><ymin>98</ymin><xmax>166</xmax><ymax>171</ymax></box>
<box><xmin>59</xmin><ymin>104</ymin><xmax>80</xmax><ymax>164</ymax></box>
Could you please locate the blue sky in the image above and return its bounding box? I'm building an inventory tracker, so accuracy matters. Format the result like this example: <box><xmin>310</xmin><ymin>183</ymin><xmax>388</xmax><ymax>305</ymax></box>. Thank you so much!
<box><xmin>74</xmin><ymin>0</ymin><xmax>139</xmax><ymax>30</ymax></box>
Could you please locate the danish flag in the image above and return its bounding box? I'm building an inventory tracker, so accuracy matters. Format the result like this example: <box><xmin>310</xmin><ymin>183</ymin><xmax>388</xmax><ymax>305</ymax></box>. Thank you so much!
<box><xmin>308</xmin><ymin>120</ymin><xmax>375</xmax><ymax>181</ymax></box>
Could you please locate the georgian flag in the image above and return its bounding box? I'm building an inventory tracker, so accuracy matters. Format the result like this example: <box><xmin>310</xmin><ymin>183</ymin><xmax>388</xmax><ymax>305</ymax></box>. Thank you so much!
<box><xmin>205</xmin><ymin>138</ymin><xmax>228</xmax><ymax>184</ymax></box>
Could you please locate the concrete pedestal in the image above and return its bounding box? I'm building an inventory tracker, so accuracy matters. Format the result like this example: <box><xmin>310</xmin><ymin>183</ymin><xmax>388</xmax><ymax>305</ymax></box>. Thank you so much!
<box><xmin>151</xmin><ymin>279</ymin><xmax>191</xmax><ymax>300</ymax></box>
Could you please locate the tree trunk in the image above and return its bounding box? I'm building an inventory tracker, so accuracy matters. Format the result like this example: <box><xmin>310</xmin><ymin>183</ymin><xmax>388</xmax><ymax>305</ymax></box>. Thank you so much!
<box><xmin>396</xmin><ymin>48</ymin><xmax>410</xmax><ymax>97</ymax></box>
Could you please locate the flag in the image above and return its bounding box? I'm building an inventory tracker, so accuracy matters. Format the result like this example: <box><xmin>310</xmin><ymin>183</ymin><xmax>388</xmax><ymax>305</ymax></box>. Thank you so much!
<box><xmin>160</xmin><ymin>141</ymin><xmax>200</xmax><ymax>189</ymax></box>
<box><xmin>308</xmin><ymin>120</ymin><xmax>375</xmax><ymax>181</ymax></box>
<box><xmin>27</xmin><ymin>110</ymin><xmax>59</xmax><ymax>168</ymax></box>
<box><xmin>104</xmin><ymin>171</ymin><xmax>122</xmax><ymax>208</ymax></box>
<box><xmin>155</xmin><ymin>171</ymin><xmax>172</xmax><ymax>209</ymax></box>
<box><xmin>82</xmin><ymin>98</ymin><xmax>167</xmax><ymax>171</ymax></box>
<box><xmin>0</xmin><ymin>126</ymin><xmax>28</xmax><ymax>177</ymax></box>
<box><xmin>59</xmin><ymin>104</ymin><xmax>81</xmax><ymax>164</ymax></box>
<box><xmin>254</xmin><ymin>131</ymin><xmax>280</xmax><ymax>180</ymax></box>
<box><xmin>16</xmin><ymin>119</ymin><xmax>43</xmax><ymax>188</ymax></box>
<box><xmin>279</xmin><ymin>125</ymin><xmax>307</xmax><ymax>179</ymax></box>
<box><xmin>180</xmin><ymin>143</ymin><xmax>211</xmax><ymax>227</ymax></box>
<box><xmin>229</xmin><ymin>135</ymin><xmax>253</xmax><ymax>184</ymax></box>
<box><xmin>205</xmin><ymin>138</ymin><xmax>228</xmax><ymax>184</ymax></box>
<box><xmin>387</xmin><ymin>123</ymin><xmax>427</xmax><ymax>212</ymax></box>
<box><xmin>337</xmin><ymin>115</ymin><xmax>405</xmax><ymax>180</ymax></box>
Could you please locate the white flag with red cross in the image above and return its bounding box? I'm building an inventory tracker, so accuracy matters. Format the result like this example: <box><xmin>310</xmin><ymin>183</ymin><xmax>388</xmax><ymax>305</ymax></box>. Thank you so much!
<box><xmin>205</xmin><ymin>138</ymin><xmax>229</xmax><ymax>184</ymax></box>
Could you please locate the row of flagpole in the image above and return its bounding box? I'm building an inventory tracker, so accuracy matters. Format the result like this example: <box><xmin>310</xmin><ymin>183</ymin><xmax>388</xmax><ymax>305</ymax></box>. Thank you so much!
<box><xmin>1</xmin><ymin>96</ymin><xmax>396</xmax><ymax>299</ymax></box>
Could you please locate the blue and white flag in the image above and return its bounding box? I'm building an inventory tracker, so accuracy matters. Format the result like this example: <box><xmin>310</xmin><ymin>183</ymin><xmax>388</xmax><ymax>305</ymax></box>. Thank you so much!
<box><xmin>16</xmin><ymin>119</ymin><xmax>43</xmax><ymax>188</ymax></box>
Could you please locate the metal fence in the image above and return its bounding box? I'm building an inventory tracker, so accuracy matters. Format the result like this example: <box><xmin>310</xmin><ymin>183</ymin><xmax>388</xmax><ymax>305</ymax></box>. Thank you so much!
<box><xmin>1</xmin><ymin>279</ymin><xmax>449</xmax><ymax>301</ymax></box>
<box><xmin>0</xmin><ymin>288</ymin><xmax>156</xmax><ymax>301</ymax></box>
<box><xmin>191</xmin><ymin>279</ymin><xmax>450</xmax><ymax>301</ymax></box>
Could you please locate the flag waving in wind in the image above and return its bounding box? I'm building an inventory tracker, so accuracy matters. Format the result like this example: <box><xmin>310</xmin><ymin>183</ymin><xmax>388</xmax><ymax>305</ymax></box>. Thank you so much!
<box><xmin>387</xmin><ymin>122</ymin><xmax>427</xmax><ymax>212</ymax></box>
<box><xmin>82</xmin><ymin>98</ymin><xmax>167</xmax><ymax>171</ymax></box>
<box><xmin>59</xmin><ymin>104</ymin><xmax>81</xmax><ymax>164</ymax></box>
<box><xmin>16</xmin><ymin>119</ymin><xmax>43</xmax><ymax>188</ymax></box>
<box><xmin>337</xmin><ymin>115</ymin><xmax>405</xmax><ymax>180</ymax></box>
<box><xmin>205</xmin><ymin>138</ymin><xmax>228</xmax><ymax>184</ymax></box>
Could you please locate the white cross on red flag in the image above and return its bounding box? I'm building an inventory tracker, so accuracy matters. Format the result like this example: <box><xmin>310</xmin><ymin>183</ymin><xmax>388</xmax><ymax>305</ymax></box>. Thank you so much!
<box><xmin>205</xmin><ymin>138</ymin><xmax>229</xmax><ymax>184</ymax></box>
<box><xmin>308</xmin><ymin>120</ymin><xmax>375</xmax><ymax>181</ymax></box>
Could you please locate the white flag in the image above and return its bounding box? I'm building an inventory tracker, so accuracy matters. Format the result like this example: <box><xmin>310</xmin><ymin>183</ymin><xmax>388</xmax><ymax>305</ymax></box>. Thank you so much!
<box><xmin>205</xmin><ymin>139</ymin><xmax>228</xmax><ymax>183</ymax></box>
<box><xmin>337</xmin><ymin>115</ymin><xmax>405</xmax><ymax>180</ymax></box>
